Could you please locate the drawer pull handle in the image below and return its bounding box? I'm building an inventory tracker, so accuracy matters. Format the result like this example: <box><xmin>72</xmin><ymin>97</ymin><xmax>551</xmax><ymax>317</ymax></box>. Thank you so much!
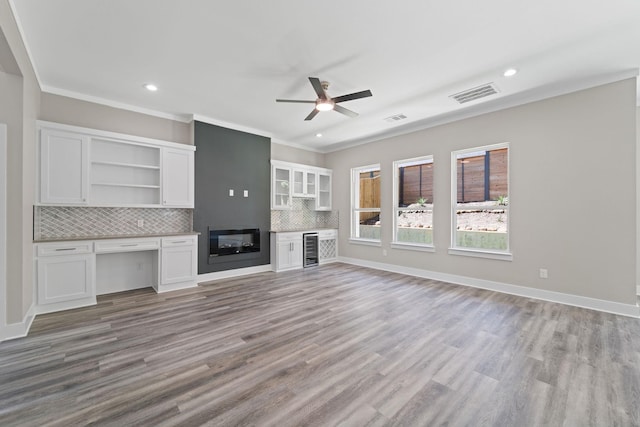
<box><xmin>55</xmin><ymin>248</ymin><xmax>76</xmax><ymax>251</ymax></box>
<box><xmin>171</xmin><ymin>240</ymin><xmax>187</xmax><ymax>244</ymax></box>
<box><xmin>120</xmin><ymin>244</ymin><xmax>138</xmax><ymax>247</ymax></box>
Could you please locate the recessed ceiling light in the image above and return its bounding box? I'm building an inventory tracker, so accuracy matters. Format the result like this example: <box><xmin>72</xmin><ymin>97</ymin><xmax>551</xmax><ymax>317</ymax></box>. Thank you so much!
<box><xmin>143</xmin><ymin>83</ymin><xmax>158</xmax><ymax>91</ymax></box>
<box><xmin>316</xmin><ymin>133</ymin><xmax>323</xmax><ymax>138</ymax></box>
<box><xmin>503</xmin><ymin>68</ymin><xmax>518</xmax><ymax>77</ymax></box>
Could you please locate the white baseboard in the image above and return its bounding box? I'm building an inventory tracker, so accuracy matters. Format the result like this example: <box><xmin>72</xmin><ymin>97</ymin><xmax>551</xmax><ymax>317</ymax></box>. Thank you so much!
<box><xmin>156</xmin><ymin>280</ymin><xmax>198</xmax><ymax>293</ymax></box>
<box><xmin>197</xmin><ymin>264</ymin><xmax>272</xmax><ymax>284</ymax></box>
<box><xmin>339</xmin><ymin>257</ymin><xmax>640</xmax><ymax>318</ymax></box>
<box><xmin>0</xmin><ymin>303</ymin><xmax>36</xmax><ymax>342</ymax></box>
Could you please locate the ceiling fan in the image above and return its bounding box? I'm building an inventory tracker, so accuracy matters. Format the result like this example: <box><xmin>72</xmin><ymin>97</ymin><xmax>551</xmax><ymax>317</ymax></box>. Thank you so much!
<box><xmin>276</xmin><ymin>77</ymin><xmax>373</xmax><ymax>121</ymax></box>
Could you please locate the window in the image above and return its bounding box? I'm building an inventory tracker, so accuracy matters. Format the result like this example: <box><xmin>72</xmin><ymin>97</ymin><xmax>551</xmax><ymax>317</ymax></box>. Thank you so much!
<box><xmin>351</xmin><ymin>164</ymin><xmax>381</xmax><ymax>243</ymax></box>
<box><xmin>393</xmin><ymin>156</ymin><xmax>434</xmax><ymax>250</ymax></box>
<box><xmin>451</xmin><ymin>143</ymin><xmax>510</xmax><ymax>259</ymax></box>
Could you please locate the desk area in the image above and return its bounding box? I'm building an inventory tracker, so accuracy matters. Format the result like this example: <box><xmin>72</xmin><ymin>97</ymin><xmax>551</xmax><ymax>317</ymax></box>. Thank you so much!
<box><xmin>34</xmin><ymin>234</ymin><xmax>198</xmax><ymax>315</ymax></box>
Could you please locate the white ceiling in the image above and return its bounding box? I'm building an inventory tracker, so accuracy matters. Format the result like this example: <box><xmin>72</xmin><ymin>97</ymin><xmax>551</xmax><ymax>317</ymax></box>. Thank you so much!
<box><xmin>9</xmin><ymin>0</ymin><xmax>640</xmax><ymax>152</ymax></box>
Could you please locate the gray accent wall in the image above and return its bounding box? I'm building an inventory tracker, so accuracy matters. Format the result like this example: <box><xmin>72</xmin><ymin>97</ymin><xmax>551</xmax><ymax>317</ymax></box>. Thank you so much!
<box><xmin>194</xmin><ymin>121</ymin><xmax>271</xmax><ymax>273</ymax></box>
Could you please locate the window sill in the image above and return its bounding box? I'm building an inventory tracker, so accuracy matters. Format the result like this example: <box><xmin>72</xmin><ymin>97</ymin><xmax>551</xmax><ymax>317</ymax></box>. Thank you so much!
<box><xmin>390</xmin><ymin>242</ymin><xmax>435</xmax><ymax>253</ymax></box>
<box><xmin>448</xmin><ymin>247</ymin><xmax>513</xmax><ymax>261</ymax></box>
<box><xmin>349</xmin><ymin>238</ymin><xmax>382</xmax><ymax>247</ymax></box>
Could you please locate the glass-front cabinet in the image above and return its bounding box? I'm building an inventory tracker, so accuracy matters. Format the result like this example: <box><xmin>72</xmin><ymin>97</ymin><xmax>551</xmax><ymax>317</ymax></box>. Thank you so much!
<box><xmin>272</xmin><ymin>165</ymin><xmax>292</xmax><ymax>209</ymax></box>
<box><xmin>271</xmin><ymin>160</ymin><xmax>332</xmax><ymax>211</ymax></box>
<box><xmin>292</xmin><ymin>169</ymin><xmax>317</xmax><ymax>198</ymax></box>
<box><xmin>315</xmin><ymin>171</ymin><xmax>332</xmax><ymax>210</ymax></box>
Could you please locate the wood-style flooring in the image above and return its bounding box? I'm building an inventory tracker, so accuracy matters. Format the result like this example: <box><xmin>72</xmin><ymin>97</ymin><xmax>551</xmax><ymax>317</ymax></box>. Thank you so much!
<box><xmin>1</xmin><ymin>263</ymin><xmax>639</xmax><ymax>426</ymax></box>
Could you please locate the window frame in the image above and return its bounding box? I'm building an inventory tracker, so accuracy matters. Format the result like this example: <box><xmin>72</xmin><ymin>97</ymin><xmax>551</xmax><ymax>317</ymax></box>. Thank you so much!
<box><xmin>449</xmin><ymin>142</ymin><xmax>512</xmax><ymax>261</ymax></box>
<box><xmin>392</xmin><ymin>155</ymin><xmax>435</xmax><ymax>252</ymax></box>
<box><xmin>350</xmin><ymin>164</ymin><xmax>382</xmax><ymax>245</ymax></box>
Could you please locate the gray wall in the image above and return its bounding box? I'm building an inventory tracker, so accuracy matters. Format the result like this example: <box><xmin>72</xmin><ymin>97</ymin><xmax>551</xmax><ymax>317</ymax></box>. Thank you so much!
<box><xmin>0</xmin><ymin>0</ymin><xmax>40</xmax><ymax>324</ymax></box>
<box><xmin>637</xmin><ymin>106</ymin><xmax>640</xmax><ymax>293</ymax></box>
<box><xmin>40</xmin><ymin>93</ymin><xmax>192</xmax><ymax>145</ymax></box>
<box><xmin>326</xmin><ymin>78</ymin><xmax>637</xmax><ymax>305</ymax></box>
<box><xmin>194</xmin><ymin>121</ymin><xmax>271</xmax><ymax>273</ymax></box>
<box><xmin>271</xmin><ymin>142</ymin><xmax>325</xmax><ymax>167</ymax></box>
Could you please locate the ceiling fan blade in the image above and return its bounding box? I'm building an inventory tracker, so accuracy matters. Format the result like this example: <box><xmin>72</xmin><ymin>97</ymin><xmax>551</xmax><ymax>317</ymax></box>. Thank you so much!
<box><xmin>308</xmin><ymin>77</ymin><xmax>327</xmax><ymax>100</ymax></box>
<box><xmin>276</xmin><ymin>99</ymin><xmax>315</xmax><ymax>104</ymax></box>
<box><xmin>304</xmin><ymin>109</ymin><xmax>320</xmax><ymax>121</ymax></box>
<box><xmin>332</xmin><ymin>89</ymin><xmax>373</xmax><ymax>104</ymax></box>
<box><xmin>334</xmin><ymin>104</ymin><xmax>358</xmax><ymax>118</ymax></box>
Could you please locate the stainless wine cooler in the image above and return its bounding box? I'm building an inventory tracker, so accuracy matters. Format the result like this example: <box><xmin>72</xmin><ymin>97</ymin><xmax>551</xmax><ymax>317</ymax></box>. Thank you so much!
<box><xmin>303</xmin><ymin>232</ymin><xmax>319</xmax><ymax>267</ymax></box>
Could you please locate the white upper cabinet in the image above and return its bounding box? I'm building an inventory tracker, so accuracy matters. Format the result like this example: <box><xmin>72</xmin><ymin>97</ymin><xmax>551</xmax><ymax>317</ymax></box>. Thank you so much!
<box><xmin>39</xmin><ymin>129</ymin><xmax>89</xmax><ymax>205</ymax></box>
<box><xmin>315</xmin><ymin>171</ymin><xmax>332</xmax><ymax>211</ymax></box>
<box><xmin>162</xmin><ymin>148</ymin><xmax>194</xmax><ymax>207</ymax></box>
<box><xmin>271</xmin><ymin>160</ymin><xmax>332</xmax><ymax>211</ymax></box>
<box><xmin>272</xmin><ymin>164</ymin><xmax>292</xmax><ymax>209</ymax></box>
<box><xmin>292</xmin><ymin>169</ymin><xmax>317</xmax><ymax>198</ymax></box>
<box><xmin>37</xmin><ymin>121</ymin><xmax>195</xmax><ymax>208</ymax></box>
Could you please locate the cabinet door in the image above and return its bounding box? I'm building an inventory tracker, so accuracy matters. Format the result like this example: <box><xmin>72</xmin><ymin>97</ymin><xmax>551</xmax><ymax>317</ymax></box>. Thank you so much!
<box><xmin>162</xmin><ymin>148</ymin><xmax>194</xmax><ymax>207</ymax></box>
<box><xmin>37</xmin><ymin>254</ymin><xmax>95</xmax><ymax>305</ymax></box>
<box><xmin>272</xmin><ymin>166</ymin><xmax>292</xmax><ymax>209</ymax></box>
<box><xmin>292</xmin><ymin>169</ymin><xmax>305</xmax><ymax>197</ymax></box>
<box><xmin>305</xmin><ymin>171</ymin><xmax>316</xmax><ymax>197</ymax></box>
<box><xmin>290</xmin><ymin>240</ymin><xmax>303</xmax><ymax>268</ymax></box>
<box><xmin>315</xmin><ymin>172</ymin><xmax>332</xmax><ymax>210</ymax></box>
<box><xmin>276</xmin><ymin>241</ymin><xmax>293</xmax><ymax>270</ymax></box>
<box><xmin>292</xmin><ymin>169</ymin><xmax>317</xmax><ymax>198</ymax></box>
<box><xmin>275</xmin><ymin>240</ymin><xmax>303</xmax><ymax>270</ymax></box>
<box><xmin>161</xmin><ymin>245</ymin><xmax>197</xmax><ymax>285</ymax></box>
<box><xmin>40</xmin><ymin>129</ymin><xmax>89</xmax><ymax>205</ymax></box>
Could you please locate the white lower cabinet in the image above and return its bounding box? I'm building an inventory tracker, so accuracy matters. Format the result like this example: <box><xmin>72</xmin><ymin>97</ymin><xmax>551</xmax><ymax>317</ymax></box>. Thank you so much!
<box><xmin>319</xmin><ymin>229</ymin><xmax>338</xmax><ymax>263</ymax></box>
<box><xmin>271</xmin><ymin>229</ymin><xmax>337</xmax><ymax>271</ymax></box>
<box><xmin>160</xmin><ymin>236</ymin><xmax>198</xmax><ymax>291</ymax></box>
<box><xmin>35</xmin><ymin>234</ymin><xmax>198</xmax><ymax>313</ymax></box>
<box><xmin>36</xmin><ymin>242</ymin><xmax>96</xmax><ymax>314</ymax></box>
<box><xmin>271</xmin><ymin>232</ymin><xmax>303</xmax><ymax>272</ymax></box>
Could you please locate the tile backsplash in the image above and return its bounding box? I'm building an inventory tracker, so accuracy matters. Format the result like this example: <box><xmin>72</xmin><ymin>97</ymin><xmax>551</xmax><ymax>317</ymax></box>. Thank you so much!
<box><xmin>34</xmin><ymin>206</ymin><xmax>193</xmax><ymax>240</ymax></box>
<box><xmin>270</xmin><ymin>199</ymin><xmax>339</xmax><ymax>231</ymax></box>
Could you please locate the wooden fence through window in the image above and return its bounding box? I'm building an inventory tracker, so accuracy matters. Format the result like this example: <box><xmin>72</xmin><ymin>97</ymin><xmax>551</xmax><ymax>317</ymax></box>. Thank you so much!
<box><xmin>456</xmin><ymin>148</ymin><xmax>507</xmax><ymax>203</ymax></box>
<box><xmin>359</xmin><ymin>171</ymin><xmax>380</xmax><ymax>223</ymax></box>
<box><xmin>358</xmin><ymin>148</ymin><xmax>508</xmax><ymax>212</ymax></box>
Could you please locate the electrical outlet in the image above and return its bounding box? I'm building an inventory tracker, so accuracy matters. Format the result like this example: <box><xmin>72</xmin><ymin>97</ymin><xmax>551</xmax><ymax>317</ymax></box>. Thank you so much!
<box><xmin>539</xmin><ymin>268</ymin><xmax>548</xmax><ymax>279</ymax></box>
<box><xmin>137</xmin><ymin>219</ymin><xmax>144</xmax><ymax>228</ymax></box>
<box><xmin>229</xmin><ymin>189</ymin><xmax>234</xmax><ymax>197</ymax></box>
<box><xmin>243</xmin><ymin>190</ymin><xmax>248</xmax><ymax>197</ymax></box>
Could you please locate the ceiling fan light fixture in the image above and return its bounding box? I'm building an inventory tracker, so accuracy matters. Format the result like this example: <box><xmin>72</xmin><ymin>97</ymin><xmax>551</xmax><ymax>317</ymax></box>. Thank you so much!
<box><xmin>315</xmin><ymin>99</ymin><xmax>335</xmax><ymax>112</ymax></box>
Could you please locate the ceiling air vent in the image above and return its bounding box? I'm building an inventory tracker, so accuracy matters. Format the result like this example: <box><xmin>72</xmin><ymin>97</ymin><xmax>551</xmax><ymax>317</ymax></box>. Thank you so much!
<box><xmin>450</xmin><ymin>83</ymin><xmax>498</xmax><ymax>104</ymax></box>
<box><xmin>384</xmin><ymin>114</ymin><xmax>408</xmax><ymax>123</ymax></box>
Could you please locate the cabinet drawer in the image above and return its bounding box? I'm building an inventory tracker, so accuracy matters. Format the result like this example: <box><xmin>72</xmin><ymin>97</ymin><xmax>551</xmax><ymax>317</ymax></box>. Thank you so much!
<box><xmin>319</xmin><ymin>229</ymin><xmax>337</xmax><ymax>239</ymax></box>
<box><xmin>275</xmin><ymin>232</ymin><xmax>302</xmax><ymax>243</ymax></box>
<box><xmin>95</xmin><ymin>238</ymin><xmax>160</xmax><ymax>253</ymax></box>
<box><xmin>37</xmin><ymin>241</ymin><xmax>93</xmax><ymax>257</ymax></box>
<box><xmin>162</xmin><ymin>235</ymin><xmax>197</xmax><ymax>247</ymax></box>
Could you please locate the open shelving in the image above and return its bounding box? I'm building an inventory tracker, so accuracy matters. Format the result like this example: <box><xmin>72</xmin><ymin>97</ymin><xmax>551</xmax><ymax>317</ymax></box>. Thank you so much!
<box><xmin>90</xmin><ymin>138</ymin><xmax>161</xmax><ymax>205</ymax></box>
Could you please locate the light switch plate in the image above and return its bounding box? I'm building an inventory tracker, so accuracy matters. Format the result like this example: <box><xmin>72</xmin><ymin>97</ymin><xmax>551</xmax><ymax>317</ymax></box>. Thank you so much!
<box><xmin>243</xmin><ymin>190</ymin><xmax>248</xmax><ymax>197</ymax></box>
<box><xmin>229</xmin><ymin>189</ymin><xmax>234</xmax><ymax>196</ymax></box>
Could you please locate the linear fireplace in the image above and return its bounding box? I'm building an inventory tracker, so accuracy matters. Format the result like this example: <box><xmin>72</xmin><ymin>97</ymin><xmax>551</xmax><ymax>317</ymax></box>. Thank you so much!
<box><xmin>209</xmin><ymin>228</ymin><xmax>260</xmax><ymax>258</ymax></box>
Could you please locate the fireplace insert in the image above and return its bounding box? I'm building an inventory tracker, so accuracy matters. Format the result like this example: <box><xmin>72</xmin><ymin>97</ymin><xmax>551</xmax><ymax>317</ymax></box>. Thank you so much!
<box><xmin>209</xmin><ymin>228</ymin><xmax>260</xmax><ymax>257</ymax></box>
